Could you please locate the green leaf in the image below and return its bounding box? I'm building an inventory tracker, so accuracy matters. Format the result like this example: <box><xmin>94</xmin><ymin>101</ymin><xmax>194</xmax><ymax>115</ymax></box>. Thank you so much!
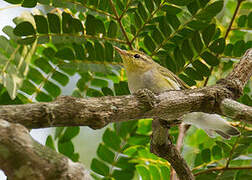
<box><xmin>188</xmin><ymin>20</ymin><xmax>208</xmax><ymax>30</ymax></box>
<box><xmin>94</xmin><ymin>41</ymin><xmax>104</xmax><ymax>61</ymax></box>
<box><xmin>202</xmin><ymin>24</ymin><xmax>216</xmax><ymax>46</ymax></box>
<box><xmin>96</xmin><ymin>19</ymin><xmax>106</xmax><ymax>35</ymax></box>
<box><xmin>97</xmin><ymin>144</ymin><xmax>115</xmax><ymax>164</ymax></box>
<box><xmin>236</xmin><ymin>169</ymin><xmax>252</xmax><ymax>179</ymax></box>
<box><xmin>196</xmin><ymin>1</ymin><xmax>224</xmax><ymax>20</ymax></box>
<box><xmin>91</xmin><ymin>78</ymin><xmax>108</xmax><ymax>87</ymax></box>
<box><xmin>34</xmin><ymin>57</ymin><xmax>53</xmax><ymax>74</ymax></box>
<box><xmin>128</xmin><ymin>135</ymin><xmax>150</xmax><ymax>145</ymax></box>
<box><xmin>215</xmin><ymin>140</ymin><xmax>232</xmax><ymax>157</ymax></box>
<box><xmin>47</xmin><ymin>13</ymin><xmax>61</xmax><ymax>33</ymax></box>
<box><xmin>27</xmin><ymin>67</ymin><xmax>44</xmax><ymax>84</ymax></box>
<box><xmin>187</xmin><ymin>1</ymin><xmax>200</xmax><ymax>15</ymax></box>
<box><xmin>224</xmin><ymin>43</ymin><xmax>233</xmax><ymax>56</ymax></box>
<box><xmin>195</xmin><ymin>172</ymin><xmax>217</xmax><ymax>180</ymax></box>
<box><xmin>144</xmin><ymin>35</ymin><xmax>156</xmax><ymax>52</ymax></box>
<box><xmin>160</xmin><ymin>166</ymin><xmax>170</xmax><ymax>179</ymax></box>
<box><xmin>185</xmin><ymin>67</ymin><xmax>203</xmax><ymax>81</ymax></box>
<box><xmin>182</xmin><ymin>39</ymin><xmax>194</xmax><ymax>59</ymax></box>
<box><xmin>55</xmin><ymin>47</ymin><xmax>75</xmax><ymax>60</ymax></box>
<box><xmin>212</xmin><ymin>145</ymin><xmax>222</xmax><ymax>160</ymax></box>
<box><xmin>102</xmin><ymin>87</ymin><xmax>114</xmax><ymax>96</ymax></box>
<box><xmin>123</xmin><ymin>145</ymin><xmax>139</xmax><ymax>156</ymax></box>
<box><xmin>138</xmin><ymin>2</ymin><xmax>148</xmax><ymax>21</ymax></box>
<box><xmin>112</xmin><ymin>169</ymin><xmax>135</xmax><ymax>180</ymax></box>
<box><xmin>45</xmin><ymin>135</ymin><xmax>56</xmax><ymax>150</ymax></box>
<box><xmin>179</xmin><ymin>74</ymin><xmax>196</xmax><ymax>86</ymax></box>
<box><xmin>115</xmin><ymin>156</ymin><xmax>135</xmax><ymax>170</ymax></box>
<box><xmin>43</xmin><ymin>81</ymin><xmax>61</xmax><ymax>97</ymax></box>
<box><xmin>104</xmin><ymin>42</ymin><xmax>114</xmax><ymax>61</ymax></box>
<box><xmin>248</xmin><ymin>12</ymin><xmax>252</xmax><ymax>28</ymax></box>
<box><xmin>114</xmin><ymin>81</ymin><xmax>130</xmax><ymax>95</ymax></box>
<box><xmin>163</xmin><ymin>53</ymin><xmax>177</xmax><ymax>73</ymax></box>
<box><xmin>54</xmin><ymin>127</ymin><xmax>65</xmax><ymax>140</ymax></box>
<box><xmin>192</xmin><ymin>60</ymin><xmax>210</xmax><ymax>77</ymax></box>
<box><xmin>136</xmin><ymin>165</ymin><xmax>151</xmax><ymax>180</ymax></box>
<box><xmin>14</xmin><ymin>21</ymin><xmax>36</xmax><ymax>36</ymax></box>
<box><xmin>20</xmin><ymin>80</ymin><xmax>36</xmax><ymax>95</ymax></box>
<box><xmin>237</xmin><ymin>15</ymin><xmax>247</xmax><ymax>27</ymax></box>
<box><xmin>167</xmin><ymin>0</ymin><xmax>194</xmax><ymax>6</ymax></box>
<box><xmin>134</xmin><ymin>12</ymin><xmax>142</xmax><ymax>28</ymax></box>
<box><xmin>86</xmin><ymin>88</ymin><xmax>103</xmax><ymax>97</ymax></box>
<box><xmin>232</xmin><ymin>144</ymin><xmax>249</xmax><ymax>159</ymax></box>
<box><xmin>22</xmin><ymin>0</ymin><xmax>37</xmax><ymax>7</ymax></box>
<box><xmin>107</xmin><ymin>20</ymin><xmax>117</xmax><ymax>38</ymax></box>
<box><xmin>136</xmin><ymin>119</ymin><xmax>152</xmax><ymax>135</ymax></box>
<box><xmin>73</xmin><ymin>43</ymin><xmax>85</xmax><ymax>60</ymax></box>
<box><xmin>149</xmin><ymin>165</ymin><xmax>161</xmax><ymax>180</ymax></box>
<box><xmin>85</xmin><ymin>14</ymin><xmax>96</xmax><ymax>35</ymax></box>
<box><xmin>162</xmin><ymin>5</ymin><xmax>182</xmax><ymax>15</ymax></box>
<box><xmin>209</xmin><ymin>38</ymin><xmax>225</xmax><ymax>54</ymax></box>
<box><xmin>34</xmin><ymin>15</ymin><xmax>49</xmax><ymax>34</ymax></box>
<box><xmin>91</xmin><ymin>158</ymin><xmax>110</xmax><ymax>176</ymax></box>
<box><xmin>51</xmin><ymin>71</ymin><xmax>69</xmax><ymax>86</ymax></box>
<box><xmin>59</xmin><ymin>127</ymin><xmax>80</xmax><ymax>142</ymax></box>
<box><xmin>166</xmin><ymin>14</ymin><xmax>180</xmax><ymax>30</ymax></box>
<box><xmin>145</xmin><ymin>0</ymin><xmax>154</xmax><ymax>13</ymax></box>
<box><xmin>103</xmin><ymin>128</ymin><xmax>121</xmax><ymax>151</ymax></box>
<box><xmin>58</xmin><ymin>140</ymin><xmax>74</xmax><ymax>157</ymax></box>
<box><xmin>36</xmin><ymin>91</ymin><xmax>52</xmax><ymax>102</ymax></box>
<box><xmin>85</xmin><ymin>41</ymin><xmax>95</xmax><ymax>60</ymax></box>
<box><xmin>201</xmin><ymin>148</ymin><xmax>211</xmax><ymax>163</ymax></box>
<box><xmin>233</xmin><ymin>40</ymin><xmax>245</xmax><ymax>57</ymax></box>
<box><xmin>192</xmin><ymin>31</ymin><xmax>203</xmax><ymax>53</ymax></box>
<box><xmin>174</xmin><ymin>47</ymin><xmax>185</xmax><ymax>71</ymax></box>
<box><xmin>201</xmin><ymin>51</ymin><xmax>219</xmax><ymax>66</ymax></box>
<box><xmin>4</xmin><ymin>0</ymin><xmax>22</xmax><ymax>4</ymax></box>
<box><xmin>151</xmin><ymin>28</ymin><xmax>164</xmax><ymax>44</ymax></box>
<box><xmin>159</xmin><ymin>17</ymin><xmax>172</xmax><ymax>37</ymax></box>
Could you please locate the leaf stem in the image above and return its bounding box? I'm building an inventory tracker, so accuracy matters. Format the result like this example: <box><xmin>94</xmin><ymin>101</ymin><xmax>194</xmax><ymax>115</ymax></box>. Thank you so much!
<box><xmin>108</xmin><ymin>0</ymin><xmax>132</xmax><ymax>49</ymax></box>
<box><xmin>224</xmin><ymin>0</ymin><xmax>244</xmax><ymax>39</ymax></box>
<box><xmin>194</xmin><ymin>166</ymin><xmax>252</xmax><ymax>176</ymax></box>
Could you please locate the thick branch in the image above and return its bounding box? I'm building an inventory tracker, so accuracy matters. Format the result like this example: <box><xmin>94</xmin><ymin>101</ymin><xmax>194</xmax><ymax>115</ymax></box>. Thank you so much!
<box><xmin>220</xmin><ymin>98</ymin><xmax>252</xmax><ymax>122</ymax></box>
<box><xmin>0</xmin><ymin>119</ymin><xmax>90</xmax><ymax>180</ymax></box>
<box><xmin>150</xmin><ymin>119</ymin><xmax>194</xmax><ymax>180</ymax></box>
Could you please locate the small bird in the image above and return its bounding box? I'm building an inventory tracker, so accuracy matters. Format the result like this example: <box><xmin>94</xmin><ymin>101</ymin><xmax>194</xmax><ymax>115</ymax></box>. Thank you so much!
<box><xmin>115</xmin><ymin>47</ymin><xmax>240</xmax><ymax>139</ymax></box>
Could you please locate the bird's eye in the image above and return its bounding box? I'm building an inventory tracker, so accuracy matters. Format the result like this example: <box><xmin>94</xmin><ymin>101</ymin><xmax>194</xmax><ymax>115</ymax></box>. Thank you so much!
<box><xmin>134</xmin><ymin>54</ymin><xmax>140</xmax><ymax>58</ymax></box>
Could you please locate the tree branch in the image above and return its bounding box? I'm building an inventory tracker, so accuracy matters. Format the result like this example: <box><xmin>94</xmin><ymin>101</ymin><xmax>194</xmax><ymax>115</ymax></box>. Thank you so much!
<box><xmin>0</xmin><ymin>49</ymin><xmax>251</xmax><ymax>129</ymax></box>
<box><xmin>0</xmin><ymin>119</ymin><xmax>91</xmax><ymax>180</ymax></box>
<box><xmin>150</xmin><ymin>119</ymin><xmax>194</xmax><ymax>180</ymax></box>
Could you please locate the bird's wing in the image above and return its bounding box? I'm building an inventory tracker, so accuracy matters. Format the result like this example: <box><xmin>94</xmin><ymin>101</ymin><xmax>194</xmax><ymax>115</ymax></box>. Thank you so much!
<box><xmin>157</xmin><ymin>64</ymin><xmax>190</xmax><ymax>90</ymax></box>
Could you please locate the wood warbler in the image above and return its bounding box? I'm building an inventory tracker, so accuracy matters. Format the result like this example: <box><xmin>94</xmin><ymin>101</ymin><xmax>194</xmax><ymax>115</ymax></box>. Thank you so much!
<box><xmin>115</xmin><ymin>47</ymin><xmax>240</xmax><ymax>139</ymax></box>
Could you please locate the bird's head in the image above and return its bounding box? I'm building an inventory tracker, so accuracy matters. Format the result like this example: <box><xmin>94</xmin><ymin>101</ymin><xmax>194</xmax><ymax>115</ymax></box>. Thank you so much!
<box><xmin>114</xmin><ymin>47</ymin><xmax>154</xmax><ymax>72</ymax></box>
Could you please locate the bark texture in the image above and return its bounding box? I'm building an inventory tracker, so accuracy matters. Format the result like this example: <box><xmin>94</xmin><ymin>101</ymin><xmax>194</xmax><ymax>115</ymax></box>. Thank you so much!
<box><xmin>0</xmin><ymin>119</ymin><xmax>91</xmax><ymax>180</ymax></box>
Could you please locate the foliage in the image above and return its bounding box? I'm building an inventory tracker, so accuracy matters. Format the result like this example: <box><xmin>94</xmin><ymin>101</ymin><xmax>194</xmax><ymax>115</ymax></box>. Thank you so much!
<box><xmin>0</xmin><ymin>0</ymin><xmax>252</xmax><ymax>179</ymax></box>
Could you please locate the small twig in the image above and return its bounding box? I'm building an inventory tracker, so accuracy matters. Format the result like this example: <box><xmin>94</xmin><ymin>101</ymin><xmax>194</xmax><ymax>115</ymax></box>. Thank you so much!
<box><xmin>108</xmin><ymin>0</ymin><xmax>132</xmax><ymax>49</ymax></box>
<box><xmin>194</xmin><ymin>166</ymin><xmax>252</xmax><ymax>176</ymax></box>
<box><xmin>224</xmin><ymin>0</ymin><xmax>244</xmax><ymax>39</ymax></box>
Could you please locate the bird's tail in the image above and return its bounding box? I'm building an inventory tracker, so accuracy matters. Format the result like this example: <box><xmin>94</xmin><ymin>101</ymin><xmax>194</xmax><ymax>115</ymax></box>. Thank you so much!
<box><xmin>183</xmin><ymin>112</ymin><xmax>240</xmax><ymax>139</ymax></box>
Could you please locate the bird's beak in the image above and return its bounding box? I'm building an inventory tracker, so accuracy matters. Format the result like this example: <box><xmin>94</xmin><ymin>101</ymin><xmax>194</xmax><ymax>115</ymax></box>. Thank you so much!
<box><xmin>114</xmin><ymin>46</ymin><xmax>127</xmax><ymax>56</ymax></box>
